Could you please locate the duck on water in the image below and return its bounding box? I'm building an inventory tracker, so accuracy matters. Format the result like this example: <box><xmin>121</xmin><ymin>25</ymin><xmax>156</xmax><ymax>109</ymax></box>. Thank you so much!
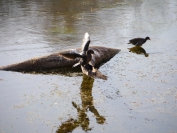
<box><xmin>60</xmin><ymin>32</ymin><xmax>107</xmax><ymax>80</ymax></box>
<box><xmin>128</xmin><ymin>37</ymin><xmax>151</xmax><ymax>46</ymax></box>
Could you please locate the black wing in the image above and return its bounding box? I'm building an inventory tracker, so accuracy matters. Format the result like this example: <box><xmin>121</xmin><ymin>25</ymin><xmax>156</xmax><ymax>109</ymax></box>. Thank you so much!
<box><xmin>81</xmin><ymin>32</ymin><xmax>91</xmax><ymax>53</ymax></box>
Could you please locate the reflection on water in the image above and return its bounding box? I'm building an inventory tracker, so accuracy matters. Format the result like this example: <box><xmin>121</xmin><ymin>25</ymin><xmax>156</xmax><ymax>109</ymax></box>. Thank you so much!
<box><xmin>128</xmin><ymin>46</ymin><xmax>149</xmax><ymax>57</ymax></box>
<box><xmin>28</xmin><ymin>66</ymin><xmax>82</xmax><ymax>77</ymax></box>
<box><xmin>56</xmin><ymin>75</ymin><xmax>105</xmax><ymax>133</ymax></box>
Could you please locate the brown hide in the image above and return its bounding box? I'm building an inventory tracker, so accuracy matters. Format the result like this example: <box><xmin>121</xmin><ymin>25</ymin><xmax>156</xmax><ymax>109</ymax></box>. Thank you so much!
<box><xmin>0</xmin><ymin>46</ymin><xmax>120</xmax><ymax>72</ymax></box>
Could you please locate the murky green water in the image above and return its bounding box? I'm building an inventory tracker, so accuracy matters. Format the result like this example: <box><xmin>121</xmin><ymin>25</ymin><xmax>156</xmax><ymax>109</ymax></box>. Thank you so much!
<box><xmin>0</xmin><ymin>0</ymin><xmax>177</xmax><ymax>133</ymax></box>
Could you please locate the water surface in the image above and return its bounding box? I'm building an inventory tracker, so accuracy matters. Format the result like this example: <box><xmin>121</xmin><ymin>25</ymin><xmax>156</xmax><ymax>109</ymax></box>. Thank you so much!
<box><xmin>0</xmin><ymin>0</ymin><xmax>177</xmax><ymax>133</ymax></box>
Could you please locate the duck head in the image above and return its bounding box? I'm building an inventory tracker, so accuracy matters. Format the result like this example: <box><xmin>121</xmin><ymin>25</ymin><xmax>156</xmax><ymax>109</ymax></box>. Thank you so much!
<box><xmin>145</xmin><ymin>37</ymin><xmax>151</xmax><ymax>40</ymax></box>
<box><xmin>87</xmin><ymin>50</ymin><xmax>94</xmax><ymax>55</ymax></box>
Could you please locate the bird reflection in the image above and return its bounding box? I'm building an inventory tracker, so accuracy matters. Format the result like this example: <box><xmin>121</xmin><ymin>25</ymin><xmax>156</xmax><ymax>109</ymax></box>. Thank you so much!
<box><xmin>128</xmin><ymin>46</ymin><xmax>149</xmax><ymax>57</ymax></box>
<box><xmin>56</xmin><ymin>75</ymin><xmax>106</xmax><ymax>133</ymax></box>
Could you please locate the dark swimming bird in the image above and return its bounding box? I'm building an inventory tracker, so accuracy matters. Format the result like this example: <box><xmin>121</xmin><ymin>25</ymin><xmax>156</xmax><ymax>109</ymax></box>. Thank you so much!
<box><xmin>128</xmin><ymin>37</ymin><xmax>151</xmax><ymax>46</ymax></box>
<box><xmin>60</xmin><ymin>32</ymin><xmax>107</xmax><ymax>80</ymax></box>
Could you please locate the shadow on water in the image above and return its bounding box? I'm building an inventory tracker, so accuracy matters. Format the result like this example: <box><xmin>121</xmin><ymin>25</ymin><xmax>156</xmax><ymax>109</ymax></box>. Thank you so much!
<box><xmin>56</xmin><ymin>75</ymin><xmax>106</xmax><ymax>133</ymax></box>
<box><xmin>128</xmin><ymin>46</ymin><xmax>149</xmax><ymax>57</ymax></box>
<box><xmin>28</xmin><ymin>66</ymin><xmax>83</xmax><ymax>77</ymax></box>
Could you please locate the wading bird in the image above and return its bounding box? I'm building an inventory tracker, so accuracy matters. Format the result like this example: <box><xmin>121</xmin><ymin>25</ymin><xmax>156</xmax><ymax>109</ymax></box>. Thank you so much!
<box><xmin>128</xmin><ymin>37</ymin><xmax>151</xmax><ymax>46</ymax></box>
<box><xmin>60</xmin><ymin>32</ymin><xmax>107</xmax><ymax>80</ymax></box>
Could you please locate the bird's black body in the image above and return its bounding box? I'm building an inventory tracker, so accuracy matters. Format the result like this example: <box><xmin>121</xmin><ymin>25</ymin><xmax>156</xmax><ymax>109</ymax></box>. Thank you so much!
<box><xmin>128</xmin><ymin>37</ymin><xmax>150</xmax><ymax>46</ymax></box>
<box><xmin>78</xmin><ymin>50</ymin><xmax>94</xmax><ymax>66</ymax></box>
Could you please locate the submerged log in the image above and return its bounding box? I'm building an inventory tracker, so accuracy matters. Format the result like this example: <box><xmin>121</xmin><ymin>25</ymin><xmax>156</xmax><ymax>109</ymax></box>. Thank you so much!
<box><xmin>0</xmin><ymin>46</ymin><xmax>120</xmax><ymax>72</ymax></box>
